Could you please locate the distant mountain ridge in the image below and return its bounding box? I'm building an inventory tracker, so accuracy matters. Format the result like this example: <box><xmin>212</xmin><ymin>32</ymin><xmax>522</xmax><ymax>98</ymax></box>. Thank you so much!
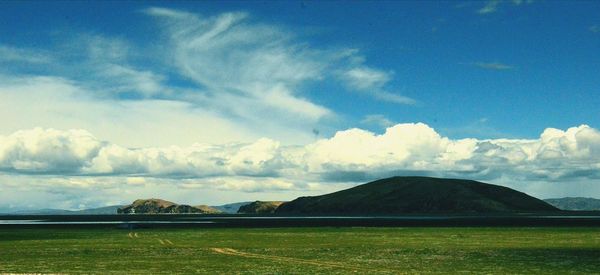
<box><xmin>212</xmin><ymin>202</ymin><xmax>253</xmax><ymax>214</ymax></box>
<box><xmin>3</xmin><ymin>205</ymin><xmax>122</xmax><ymax>215</ymax></box>
<box><xmin>117</xmin><ymin>199</ymin><xmax>221</xmax><ymax>214</ymax></box>
<box><xmin>276</xmin><ymin>176</ymin><xmax>558</xmax><ymax>215</ymax></box>
<box><xmin>544</xmin><ymin>197</ymin><xmax>600</xmax><ymax>211</ymax></box>
<box><xmin>2</xmin><ymin>202</ymin><xmax>252</xmax><ymax>215</ymax></box>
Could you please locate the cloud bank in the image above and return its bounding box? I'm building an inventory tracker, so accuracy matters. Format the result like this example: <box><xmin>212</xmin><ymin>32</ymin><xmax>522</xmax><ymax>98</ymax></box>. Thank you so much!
<box><xmin>2</xmin><ymin>124</ymin><xmax>599</xmax><ymax>186</ymax></box>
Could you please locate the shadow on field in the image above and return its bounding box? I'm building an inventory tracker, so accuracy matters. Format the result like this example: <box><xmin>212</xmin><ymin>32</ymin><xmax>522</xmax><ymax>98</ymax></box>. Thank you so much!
<box><xmin>0</xmin><ymin>229</ymin><xmax>92</xmax><ymax>241</ymax></box>
<box><xmin>467</xmin><ymin>247</ymin><xmax>600</xmax><ymax>271</ymax></box>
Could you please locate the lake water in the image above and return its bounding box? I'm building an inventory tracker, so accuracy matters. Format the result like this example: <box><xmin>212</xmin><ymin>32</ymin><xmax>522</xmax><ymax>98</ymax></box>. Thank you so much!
<box><xmin>2</xmin><ymin>214</ymin><xmax>600</xmax><ymax>227</ymax></box>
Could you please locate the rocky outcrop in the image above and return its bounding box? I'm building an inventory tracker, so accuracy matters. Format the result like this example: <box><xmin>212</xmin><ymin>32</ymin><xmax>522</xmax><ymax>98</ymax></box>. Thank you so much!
<box><xmin>118</xmin><ymin>199</ymin><xmax>222</xmax><ymax>214</ymax></box>
<box><xmin>237</xmin><ymin>201</ymin><xmax>284</xmax><ymax>214</ymax></box>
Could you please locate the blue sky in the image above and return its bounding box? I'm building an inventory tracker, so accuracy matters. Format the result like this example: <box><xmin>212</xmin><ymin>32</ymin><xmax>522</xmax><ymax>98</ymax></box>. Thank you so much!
<box><xmin>1</xmin><ymin>1</ymin><xmax>600</xmax><ymax>210</ymax></box>
<box><xmin>2</xmin><ymin>1</ymin><xmax>599</xmax><ymax>139</ymax></box>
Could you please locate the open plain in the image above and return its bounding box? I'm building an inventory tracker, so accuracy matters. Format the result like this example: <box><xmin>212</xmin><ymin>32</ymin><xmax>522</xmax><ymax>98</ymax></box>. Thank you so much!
<box><xmin>2</xmin><ymin>226</ymin><xmax>600</xmax><ymax>274</ymax></box>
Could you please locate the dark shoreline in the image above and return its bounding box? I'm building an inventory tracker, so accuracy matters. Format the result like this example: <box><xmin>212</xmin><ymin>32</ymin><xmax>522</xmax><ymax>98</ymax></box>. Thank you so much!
<box><xmin>3</xmin><ymin>212</ymin><xmax>600</xmax><ymax>228</ymax></box>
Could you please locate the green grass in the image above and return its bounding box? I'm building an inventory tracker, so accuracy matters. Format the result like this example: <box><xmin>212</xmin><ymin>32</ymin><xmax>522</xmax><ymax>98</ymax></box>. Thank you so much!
<box><xmin>2</xmin><ymin>227</ymin><xmax>600</xmax><ymax>274</ymax></box>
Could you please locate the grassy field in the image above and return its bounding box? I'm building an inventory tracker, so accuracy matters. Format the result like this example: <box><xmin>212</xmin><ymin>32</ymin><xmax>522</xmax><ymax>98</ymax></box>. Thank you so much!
<box><xmin>1</xmin><ymin>227</ymin><xmax>600</xmax><ymax>274</ymax></box>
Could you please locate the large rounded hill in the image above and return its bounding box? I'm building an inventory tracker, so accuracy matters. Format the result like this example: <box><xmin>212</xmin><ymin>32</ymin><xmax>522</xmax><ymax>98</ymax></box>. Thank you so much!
<box><xmin>275</xmin><ymin>177</ymin><xmax>558</xmax><ymax>215</ymax></box>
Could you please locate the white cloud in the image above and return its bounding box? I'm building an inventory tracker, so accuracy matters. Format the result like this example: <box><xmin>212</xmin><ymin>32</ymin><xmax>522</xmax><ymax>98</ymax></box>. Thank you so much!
<box><xmin>0</xmin><ymin>8</ymin><xmax>416</xmax><ymax>148</ymax></box>
<box><xmin>361</xmin><ymin>114</ymin><xmax>395</xmax><ymax>128</ymax></box>
<box><xmin>2</xmin><ymin>6</ymin><xmax>595</xmax><ymax>209</ymax></box>
<box><xmin>2</xmin><ymin>123</ymin><xmax>600</xmax><ymax>209</ymax></box>
<box><xmin>302</xmin><ymin>123</ymin><xmax>470</xmax><ymax>174</ymax></box>
<box><xmin>371</xmin><ymin>90</ymin><xmax>417</xmax><ymax>105</ymax></box>
<box><xmin>181</xmin><ymin>177</ymin><xmax>317</xmax><ymax>193</ymax></box>
<box><xmin>478</xmin><ymin>0</ymin><xmax>501</xmax><ymax>14</ymax></box>
<box><xmin>93</xmin><ymin>63</ymin><xmax>166</xmax><ymax>97</ymax></box>
<box><xmin>145</xmin><ymin>6</ymin><xmax>416</xmax><ymax>115</ymax></box>
<box><xmin>62</xmin><ymin>34</ymin><xmax>170</xmax><ymax>99</ymax></box>
<box><xmin>340</xmin><ymin>66</ymin><xmax>416</xmax><ymax>105</ymax></box>
<box><xmin>2</xmin><ymin>123</ymin><xmax>600</xmax><ymax>185</ymax></box>
<box><xmin>472</xmin><ymin>62</ymin><xmax>513</xmax><ymax>70</ymax></box>
<box><xmin>146</xmin><ymin>7</ymin><xmax>331</xmax><ymax>121</ymax></box>
<box><xmin>83</xmin><ymin>35</ymin><xmax>131</xmax><ymax>62</ymax></box>
<box><xmin>343</xmin><ymin>67</ymin><xmax>390</xmax><ymax>90</ymax></box>
<box><xmin>0</xmin><ymin>128</ymin><xmax>102</xmax><ymax>173</ymax></box>
<box><xmin>0</xmin><ymin>45</ymin><xmax>52</xmax><ymax>64</ymax></box>
<box><xmin>0</xmin><ymin>75</ymin><xmax>257</xmax><ymax>147</ymax></box>
<box><xmin>477</xmin><ymin>0</ymin><xmax>533</xmax><ymax>14</ymax></box>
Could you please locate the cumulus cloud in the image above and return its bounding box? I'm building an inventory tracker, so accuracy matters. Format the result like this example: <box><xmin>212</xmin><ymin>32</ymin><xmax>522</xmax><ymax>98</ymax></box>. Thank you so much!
<box><xmin>2</xmin><ymin>124</ymin><xmax>600</xmax><ymax>186</ymax></box>
<box><xmin>2</xmin><ymin>123</ymin><xmax>600</xmax><ymax>209</ymax></box>
<box><xmin>0</xmin><ymin>128</ymin><xmax>103</xmax><ymax>173</ymax></box>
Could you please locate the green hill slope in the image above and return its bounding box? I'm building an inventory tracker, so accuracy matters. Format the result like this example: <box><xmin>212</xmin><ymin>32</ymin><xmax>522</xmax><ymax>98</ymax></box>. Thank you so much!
<box><xmin>276</xmin><ymin>176</ymin><xmax>558</xmax><ymax>215</ymax></box>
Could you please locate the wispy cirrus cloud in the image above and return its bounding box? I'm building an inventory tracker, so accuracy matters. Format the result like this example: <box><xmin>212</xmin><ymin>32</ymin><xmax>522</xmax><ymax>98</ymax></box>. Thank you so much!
<box><xmin>145</xmin><ymin>7</ymin><xmax>331</xmax><ymax>121</ymax></box>
<box><xmin>361</xmin><ymin>114</ymin><xmax>395</xmax><ymax>129</ymax></box>
<box><xmin>477</xmin><ymin>0</ymin><xmax>533</xmax><ymax>14</ymax></box>
<box><xmin>65</xmin><ymin>34</ymin><xmax>170</xmax><ymax>99</ymax></box>
<box><xmin>0</xmin><ymin>45</ymin><xmax>52</xmax><ymax>64</ymax></box>
<box><xmin>0</xmin><ymin>7</ymin><xmax>416</xmax><ymax>147</ymax></box>
<box><xmin>339</xmin><ymin>66</ymin><xmax>416</xmax><ymax>105</ymax></box>
<box><xmin>472</xmin><ymin>62</ymin><xmax>514</xmax><ymax>70</ymax></box>
<box><xmin>478</xmin><ymin>0</ymin><xmax>502</xmax><ymax>14</ymax></box>
<box><xmin>343</xmin><ymin>67</ymin><xmax>390</xmax><ymax>91</ymax></box>
<box><xmin>0</xmin><ymin>75</ymin><xmax>255</xmax><ymax>147</ymax></box>
<box><xmin>146</xmin><ymin>7</ymin><xmax>415</xmax><ymax>108</ymax></box>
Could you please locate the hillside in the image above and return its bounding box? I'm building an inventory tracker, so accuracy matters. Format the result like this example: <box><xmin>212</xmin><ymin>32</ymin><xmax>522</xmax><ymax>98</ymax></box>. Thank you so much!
<box><xmin>194</xmin><ymin>205</ymin><xmax>223</xmax><ymax>214</ymax></box>
<box><xmin>118</xmin><ymin>199</ymin><xmax>221</xmax><ymax>214</ymax></box>
<box><xmin>276</xmin><ymin>176</ymin><xmax>558</xmax><ymax>215</ymax></box>
<box><xmin>237</xmin><ymin>201</ymin><xmax>285</xmax><ymax>214</ymax></box>
<box><xmin>544</xmin><ymin>197</ymin><xmax>600</xmax><ymax>211</ymax></box>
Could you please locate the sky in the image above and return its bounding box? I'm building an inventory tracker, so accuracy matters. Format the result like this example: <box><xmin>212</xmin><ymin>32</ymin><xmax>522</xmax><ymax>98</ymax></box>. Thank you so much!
<box><xmin>1</xmin><ymin>1</ymin><xmax>600</xmax><ymax>210</ymax></box>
